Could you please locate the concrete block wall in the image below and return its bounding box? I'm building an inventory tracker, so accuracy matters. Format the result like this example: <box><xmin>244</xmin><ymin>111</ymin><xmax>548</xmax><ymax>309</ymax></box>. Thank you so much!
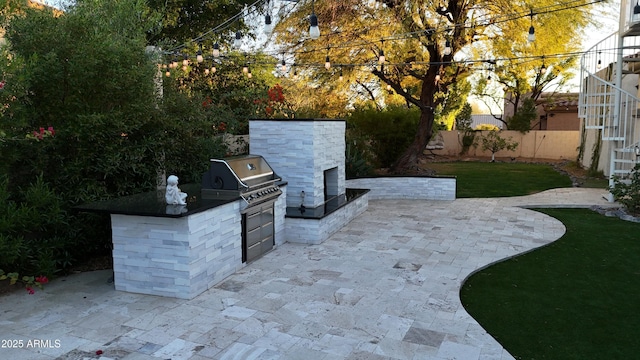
<box><xmin>286</xmin><ymin>192</ymin><xmax>369</xmax><ymax>245</ymax></box>
<box><xmin>111</xmin><ymin>201</ymin><xmax>243</xmax><ymax>299</ymax></box>
<box><xmin>346</xmin><ymin>177</ymin><xmax>456</xmax><ymax>200</ymax></box>
<box><xmin>250</xmin><ymin>119</ymin><xmax>346</xmax><ymax>208</ymax></box>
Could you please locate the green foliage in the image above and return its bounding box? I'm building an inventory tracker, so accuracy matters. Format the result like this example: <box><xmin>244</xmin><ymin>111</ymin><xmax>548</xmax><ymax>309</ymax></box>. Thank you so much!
<box><xmin>507</xmin><ymin>97</ymin><xmax>536</xmax><ymax>133</ymax></box>
<box><xmin>0</xmin><ymin>175</ymin><xmax>67</xmax><ymax>277</ymax></box>
<box><xmin>610</xmin><ymin>164</ymin><xmax>640</xmax><ymax>216</ymax></box>
<box><xmin>455</xmin><ymin>102</ymin><xmax>473</xmax><ymax>131</ymax></box>
<box><xmin>477</xmin><ymin>131</ymin><xmax>519</xmax><ymax>162</ymax></box>
<box><xmin>345</xmin><ymin>141</ymin><xmax>374</xmax><ymax>179</ymax></box>
<box><xmin>347</xmin><ymin>105</ymin><xmax>420</xmax><ymax>168</ymax></box>
<box><xmin>0</xmin><ymin>0</ymin><xmax>227</xmax><ymax>278</ymax></box>
<box><xmin>474</xmin><ymin>124</ymin><xmax>500</xmax><ymax>131</ymax></box>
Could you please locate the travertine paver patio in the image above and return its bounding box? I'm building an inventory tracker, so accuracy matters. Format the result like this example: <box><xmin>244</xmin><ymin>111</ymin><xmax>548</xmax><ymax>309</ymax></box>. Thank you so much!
<box><xmin>0</xmin><ymin>188</ymin><xmax>615</xmax><ymax>360</ymax></box>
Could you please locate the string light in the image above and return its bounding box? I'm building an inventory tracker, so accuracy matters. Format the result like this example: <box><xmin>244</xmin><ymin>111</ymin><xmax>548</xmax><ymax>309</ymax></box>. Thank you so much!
<box><xmin>212</xmin><ymin>43</ymin><xmax>220</xmax><ymax>58</ymax></box>
<box><xmin>379</xmin><ymin>40</ymin><xmax>385</xmax><ymax>64</ymax></box>
<box><xmin>196</xmin><ymin>43</ymin><xmax>204</xmax><ymax>63</ymax></box>
<box><xmin>634</xmin><ymin>1</ymin><xmax>640</xmax><ymax>23</ymax></box>
<box><xmin>165</xmin><ymin>65</ymin><xmax>171</xmax><ymax>77</ymax></box>
<box><xmin>211</xmin><ymin>64</ymin><xmax>217</xmax><ymax>73</ymax></box>
<box><xmin>527</xmin><ymin>10</ymin><xmax>535</xmax><ymax>43</ymax></box>
<box><xmin>247</xmin><ymin>67</ymin><xmax>252</xmax><ymax>78</ymax></box>
<box><xmin>264</xmin><ymin>14</ymin><xmax>273</xmax><ymax>35</ymax></box>
<box><xmin>159</xmin><ymin>0</ymin><xmax>601</xmax><ymax>83</ymax></box>
<box><xmin>234</xmin><ymin>31</ymin><xmax>242</xmax><ymax>49</ymax></box>
<box><xmin>325</xmin><ymin>55</ymin><xmax>331</xmax><ymax>70</ymax></box>
<box><xmin>309</xmin><ymin>0</ymin><xmax>320</xmax><ymax>39</ymax></box>
<box><xmin>443</xmin><ymin>40</ymin><xmax>452</xmax><ymax>56</ymax></box>
<box><xmin>182</xmin><ymin>54</ymin><xmax>189</xmax><ymax>66</ymax></box>
<box><xmin>339</xmin><ymin>68</ymin><xmax>343</xmax><ymax>81</ymax></box>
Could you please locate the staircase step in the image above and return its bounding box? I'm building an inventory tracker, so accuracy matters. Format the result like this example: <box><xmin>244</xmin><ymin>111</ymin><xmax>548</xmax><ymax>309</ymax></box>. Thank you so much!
<box><xmin>585</xmin><ymin>125</ymin><xmax>604</xmax><ymax>130</ymax></box>
<box><xmin>622</xmin><ymin>58</ymin><xmax>640</xmax><ymax>62</ymax></box>
<box><xmin>613</xmin><ymin>159</ymin><xmax>637</xmax><ymax>164</ymax></box>
<box><xmin>603</xmin><ymin>137</ymin><xmax>626</xmax><ymax>141</ymax></box>
<box><xmin>613</xmin><ymin>169</ymin><xmax>632</xmax><ymax>175</ymax></box>
<box><xmin>615</xmin><ymin>148</ymin><xmax>640</xmax><ymax>153</ymax></box>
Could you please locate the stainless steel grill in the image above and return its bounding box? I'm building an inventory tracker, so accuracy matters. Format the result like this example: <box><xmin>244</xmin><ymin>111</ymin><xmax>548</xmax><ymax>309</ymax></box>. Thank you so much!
<box><xmin>201</xmin><ymin>155</ymin><xmax>282</xmax><ymax>263</ymax></box>
<box><xmin>201</xmin><ymin>155</ymin><xmax>282</xmax><ymax>212</ymax></box>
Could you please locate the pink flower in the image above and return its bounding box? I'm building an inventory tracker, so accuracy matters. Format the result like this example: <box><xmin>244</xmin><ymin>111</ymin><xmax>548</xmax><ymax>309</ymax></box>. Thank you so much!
<box><xmin>96</xmin><ymin>350</ymin><xmax>103</xmax><ymax>355</ymax></box>
<box><xmin>0</xmin><ymin>81</ymin><xmax>5</xmax><ymax>90</ymax></box>
<box><xmin>47</xmin><ymin>127</ymin><xmax>55</xmax><ymax>136</ymax></box>
<box><xmin>26</xmin><ymin>287</ymin><xmax>35</xmax><ymax>295</ymax></box>
<box><xmin>35</xmin><ymin>276</ymin><xmax>48</xmax><ymax>284</ymax></box>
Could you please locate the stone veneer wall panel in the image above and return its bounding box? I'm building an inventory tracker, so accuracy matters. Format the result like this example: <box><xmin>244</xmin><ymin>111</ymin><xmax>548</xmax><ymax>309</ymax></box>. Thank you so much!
<box><xmin>250</xmin><ymin>120</ymin><xmax>345</xmax><ymax>208</ymax></box>
<box><xmin>285</xmin><ymin>192</ymin><xmax>369</xmax><ymax>245</ymax></box>
<box><xmin>345</xmin><ymin>177</ymin><xmax>456</xmax><ymax>200</ymax></box>
<box><xmin>111</xmin><ymin>200</ymin><xmax>243</xmax><ymax>299</ymax></box>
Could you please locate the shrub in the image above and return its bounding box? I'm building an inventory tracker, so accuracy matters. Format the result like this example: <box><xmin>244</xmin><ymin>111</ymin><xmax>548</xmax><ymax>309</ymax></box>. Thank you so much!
<box><xmin>347</xmin><ymin>105</ymin><xmax>420</xmax><ymax>168</ymax></box>
<box><xmin>610</xmin><ymin>164</ymin><xmax>640</xmax><ymax>216</ymax></box>
<box><xmin>475</xmin><ymin>123</ymin><xmax>500</xmax><ymax>131</ymax></box>
<box><xmin>477</xmin><ymin>130</ymin><xmax>519</xmax><ymax>162</ymax></box>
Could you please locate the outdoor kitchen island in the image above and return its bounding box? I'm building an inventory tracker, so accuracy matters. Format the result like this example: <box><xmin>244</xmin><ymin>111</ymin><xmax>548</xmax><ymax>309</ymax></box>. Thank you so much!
<box><xmin>76</xmin><ymin>181</ymin><xmax>288</xmax><ymax>299</ymax></box>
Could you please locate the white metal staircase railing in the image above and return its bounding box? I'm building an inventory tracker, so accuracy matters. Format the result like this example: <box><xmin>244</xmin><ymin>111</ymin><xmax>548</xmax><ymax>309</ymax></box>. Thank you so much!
<box><xmin>579</xmin><ymin>31</ymin><xmax>640</xmax><ymax>179</ymax></box>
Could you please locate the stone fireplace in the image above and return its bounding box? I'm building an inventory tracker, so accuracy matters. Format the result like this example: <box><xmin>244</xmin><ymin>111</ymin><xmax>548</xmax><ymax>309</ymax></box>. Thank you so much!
<box><xmin>249</xmin><ymin>118</ymin><xmax>367</xmax><ymax>244</ymax></box>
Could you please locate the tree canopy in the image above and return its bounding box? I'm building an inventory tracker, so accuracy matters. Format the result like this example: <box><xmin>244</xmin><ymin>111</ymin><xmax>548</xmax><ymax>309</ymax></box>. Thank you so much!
<box><xmin>272</xmin><ymin>0</ymin><xmax>601</xmax><ymax>171</ymax></box>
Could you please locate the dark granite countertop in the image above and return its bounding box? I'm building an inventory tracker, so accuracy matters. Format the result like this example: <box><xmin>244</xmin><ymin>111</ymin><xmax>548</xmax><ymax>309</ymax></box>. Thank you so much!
<box><xmin>74</xmin><ymin>184</ymin><xmax>240</xmax><ymax>218</ymax></box>
<box><xmin>285</xmin><ymin>188</ymin><xmax>369</xmax><ymax>219</ymax></box>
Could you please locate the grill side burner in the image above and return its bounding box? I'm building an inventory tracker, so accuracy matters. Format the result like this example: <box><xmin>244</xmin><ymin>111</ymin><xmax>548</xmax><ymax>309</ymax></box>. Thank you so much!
<box><xmin>201</xmin><ymin>155</ymin><xmax>282</xmax><ymax>263</ymax></box>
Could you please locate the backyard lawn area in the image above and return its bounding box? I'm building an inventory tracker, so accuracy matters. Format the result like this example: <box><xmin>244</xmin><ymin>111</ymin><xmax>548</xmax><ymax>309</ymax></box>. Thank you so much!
<box><xmin>425</xmin><ymin>162</ymin><xmax>575</xmax><ymax>197</ymax></box>
<box><xmin>461</xmin><ymin>209</ymin><xmax>640</xmax><ymax>359</ymax></box>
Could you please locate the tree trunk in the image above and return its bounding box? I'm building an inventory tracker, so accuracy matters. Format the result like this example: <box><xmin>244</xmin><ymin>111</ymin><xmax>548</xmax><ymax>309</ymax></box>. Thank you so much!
<box><xmin>390</xmin><ymin>108</ymin><xmax>434</xmax><ymax>172</ymax></box>
<box><xmin>390</xmin><ymin>69</ymin><xmax>437</xmax><ymax>173</ymax></box>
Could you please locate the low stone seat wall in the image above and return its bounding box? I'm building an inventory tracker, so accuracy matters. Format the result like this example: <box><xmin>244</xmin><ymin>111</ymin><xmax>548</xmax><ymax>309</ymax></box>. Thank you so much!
<box><xmin>346</xmin><ymin>176</ymin><xmax>456</xmax><ymax>200</ymax></box>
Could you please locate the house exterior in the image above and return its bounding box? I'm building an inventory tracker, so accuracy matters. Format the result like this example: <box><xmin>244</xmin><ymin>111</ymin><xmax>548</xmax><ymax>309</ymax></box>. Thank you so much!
<box><xmin>578</xmin><ymin>0</ymin><xmax>640</xmax><ymax>194</ymax></box>
<box><xmin>504</xmin><ymin>92</ymin><xmax>580</xmax><ymax>131</ymax></box>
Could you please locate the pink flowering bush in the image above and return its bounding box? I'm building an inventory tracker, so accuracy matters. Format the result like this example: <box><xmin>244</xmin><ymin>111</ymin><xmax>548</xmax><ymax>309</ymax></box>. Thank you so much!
<box><xmin>26</xmin><ymin>126</ymin><xmax>55</xmax><ymax>141</ymax></box>
<box><xmin>0</xmin><ymin>269</ymin><xmax>48</xmax><ymax>294</ymax></box>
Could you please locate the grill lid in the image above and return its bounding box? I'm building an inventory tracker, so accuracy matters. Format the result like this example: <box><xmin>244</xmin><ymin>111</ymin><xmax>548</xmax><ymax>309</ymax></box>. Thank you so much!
<box><xmin>202</xmin><ymin>155</ymin><xmax>279</xmax><ymax>190</ymax></box>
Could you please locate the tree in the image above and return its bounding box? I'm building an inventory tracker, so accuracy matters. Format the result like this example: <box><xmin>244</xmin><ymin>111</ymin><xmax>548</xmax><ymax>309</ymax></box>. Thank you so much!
<box><xmin>507</xmin><ymin>97</ymin><xmax>537</xmax><ymax>132</ymax></box>
<box><xmin>478</xmin><ymin>130</ymin><xmax>518</xmax><ymax>162</ymax></box>
<box><xmin>145</xmin><ymin>0</ymin><xmax>256</xmax><ymax>46</ymax></box>
<box><xmin>0</xmin><ymin>0</ymin><xmax>227</xmax><ymax>275</ymax></box>
<box><xmin>273</xmin><ymin>0</ymin><xmax>597</xmax><ymax>172</ymax></box>
<box><xmin>473</xmin><ymin>0</ymin><xmax>601</xmax><ymax>126</ymax></box>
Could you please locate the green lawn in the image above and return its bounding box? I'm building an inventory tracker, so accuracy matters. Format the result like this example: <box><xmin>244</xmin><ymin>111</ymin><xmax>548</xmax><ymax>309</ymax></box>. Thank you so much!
<box><xmin>427</xmin><ymin>162</ymin><xmax>573</xmax><ymax>198</ymax></box>
<box><xmin>460</xmin><ymin>209</ymin><xmax>640</xmax><ymax>360</ymax></box>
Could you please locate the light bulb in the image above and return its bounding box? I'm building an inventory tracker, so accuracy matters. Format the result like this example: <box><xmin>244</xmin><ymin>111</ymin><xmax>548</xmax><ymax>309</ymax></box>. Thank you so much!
<box><xmin>211</xmin><ymin>66</ymin><xmax>217</xmax><ymax>73</ymax></box>
<box><xmin>325</xmin><ymin>55</ymin><xmax>331</xmax><ymax>70</ymax></box>
<box><xmin>234</xmin><ymin>31</ymin><xmax>242</xmax><ymax>49</ymax></box>
<box><xmin>527</xmin><ymin>26</ymin><xmax>535</xmax><ymax>42</ymax></box>
<box><xmin>281</xmin><ymin>59</ymin><xmax>287</xmax><ymax>72</ymax></box>
<box><xmin>264</xmin><ymin>14</ymin><xmax>273</xmax><ymax>35</ymax></box>
<box><xmin>204</xmin><ymin>68</ymin><xmax>210</xmax><ymax>75</ymax></box>
<box><xmin>379</xmin><ymin>49</ymin><xmax>385</xmax><ymax>65</ymax></box>
<box><xmin>243</xmin><ymin>64</ymin><xmax>249</xmax><ymax>74</ymax></box>
<box><xmin>309</xmin><ymin>13</ymin><xmax>320</xmax><ymax>39</ymax></box>
<box><xmin>435</xmin><ymin>74</ymin><xmax>441</xmax><ymax>82</ymax></box>
<box><xmin>247</xmin><ymin>69</ymin><xmax>252</xmax><ymax>79</ymax></box>
<box><xmin>165</xmin><ymin>70</ymin><xmax>170</xmax><ymax>77</ymax></box>
<box><xmin>197</xmin><ymin>52</ymin><xmax>203</xmax><ymax>63</ymax></box>
<box><xmin>339</xmin><ymin>69</ymin><xmax>343</xmax><ymax>81</ymax></box>
<box><xmin>212</xmin><ymin>43</ymin><xmax>220</xmax><ymax>58</ymax></box>
<box><xmin>443</xmin><ymin>40</ymin><xmax>452</xmax><ymax>56</ymax></box>
<box><xmin>386</xmin><ymin>84</ymin><xmax>392</xmax><ymax>91</ymax></box>
<box><xmin>182</xmin><ymin>55</ymin><xmax>189</xmax><ymax>66</ymax></box>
